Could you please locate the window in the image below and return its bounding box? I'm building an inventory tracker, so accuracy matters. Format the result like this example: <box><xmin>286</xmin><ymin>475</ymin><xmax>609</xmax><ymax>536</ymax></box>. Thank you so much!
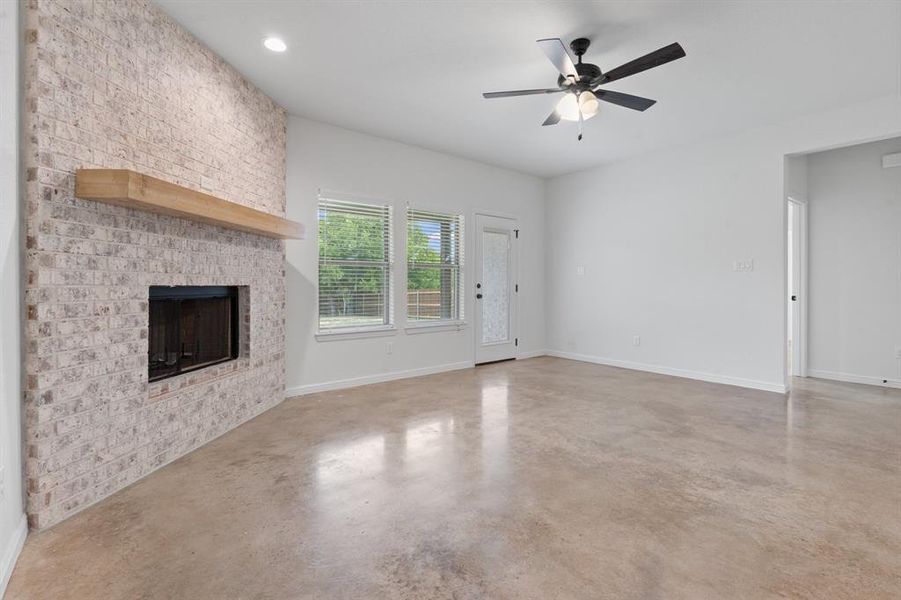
<box><xmin>406</xmin><ymin>208</ymin><xmax>463</xmax><ymax>323</ymax></box>
<box><xmin>318</xmin><ymin>196</ymin><xmax>393</xmax><ymax>331</ymax></box>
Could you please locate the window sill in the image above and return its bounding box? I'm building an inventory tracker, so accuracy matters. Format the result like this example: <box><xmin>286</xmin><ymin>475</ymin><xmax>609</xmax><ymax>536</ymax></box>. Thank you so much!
<box><xmin>405</xmin><ymin>321</ymin><xmax>467</xmax><ymax>335</ymax></box>
<box><xmin>315</xmin><ymin>325</ymin><xmax>397</xmax><ymax>342</ymax></box>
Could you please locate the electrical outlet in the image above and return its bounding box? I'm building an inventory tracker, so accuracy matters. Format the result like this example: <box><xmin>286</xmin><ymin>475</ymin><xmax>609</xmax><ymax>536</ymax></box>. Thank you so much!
<box><xmin>386</xmin><ymin>342</ymin><xmax>393</xmax><ymax>355</ymax></box>
<box><xmin>733</xmin><ymin>259</ymin><xmax>754</xmax><ymax>272</ymax></box>
<box><xmin>633</xmin><ymin>336</ymin><xmax>641</xmax><ymax>347</ymax></box>
<box><xmin>895</xmin><ymin>347</ymin><xmax>901</xmax><ymax>359</ymax></box>
<box><xmin>576</xmin><ymin>265</ymin><xmax>585</xmax><ymax>276</ymax></box>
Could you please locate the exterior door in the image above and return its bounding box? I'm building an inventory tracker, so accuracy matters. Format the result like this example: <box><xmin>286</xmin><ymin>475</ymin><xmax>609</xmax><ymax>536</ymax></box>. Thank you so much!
<box><xmin>474</xmin><ymin>214</ymin><xmax>517</xmax><ymax>364</ymax></box>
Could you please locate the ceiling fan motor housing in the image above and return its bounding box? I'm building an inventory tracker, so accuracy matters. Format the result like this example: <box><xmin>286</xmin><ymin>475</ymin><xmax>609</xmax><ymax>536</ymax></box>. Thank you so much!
<box><xmin>557</xmin><ymin>63</ymin><xmax>602</xmax><ymax>89</ymax></box>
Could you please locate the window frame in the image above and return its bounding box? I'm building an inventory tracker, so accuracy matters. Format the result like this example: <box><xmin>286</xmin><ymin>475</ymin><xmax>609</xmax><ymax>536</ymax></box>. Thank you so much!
<box><xmin>316</xmin><ymin>192</ymin><xmax>395</xmax><ymax>338</ymax></box>
<box><xmin>404</xmin><ymin>205</ymin><xmax>465</xmax><ymax>331</ymax></box>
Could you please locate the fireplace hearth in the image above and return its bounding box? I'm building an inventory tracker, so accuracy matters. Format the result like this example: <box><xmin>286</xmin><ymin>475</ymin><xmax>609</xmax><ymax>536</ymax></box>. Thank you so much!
<box><xmin>149</xmin><ymin>286</ymin><xmax>240</xmax><ymax>381</ymax></box>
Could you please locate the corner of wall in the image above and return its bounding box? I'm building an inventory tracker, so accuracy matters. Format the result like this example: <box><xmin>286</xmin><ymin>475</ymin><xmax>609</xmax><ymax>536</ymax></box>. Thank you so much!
<box><xmin>540</xmin><ymin>176</ymin><xmax>551</xmax><ymax>351</ymax></box>
<box><xmin>1</xmin><ymin>0</ymin><xmax>27</xmax><ymax>590</ymax></box>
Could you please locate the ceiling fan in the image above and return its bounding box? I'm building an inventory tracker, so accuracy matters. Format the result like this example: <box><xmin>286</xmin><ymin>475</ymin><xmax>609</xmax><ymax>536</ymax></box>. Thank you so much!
<box><xmin>483</xmin><ymin>38</ymin><xmax>686</xmax><ymax>140</ymax></box>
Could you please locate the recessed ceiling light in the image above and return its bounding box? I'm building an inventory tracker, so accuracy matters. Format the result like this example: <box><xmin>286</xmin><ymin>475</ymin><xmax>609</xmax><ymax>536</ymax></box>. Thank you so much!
<box><xmin>263</xmin><ymin>37</ymin><xmax>287</xmax><ymax>53</ymax></box>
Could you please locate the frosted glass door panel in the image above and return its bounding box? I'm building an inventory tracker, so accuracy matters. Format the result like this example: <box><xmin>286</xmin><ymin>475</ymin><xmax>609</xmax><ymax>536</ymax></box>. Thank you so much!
<box><xmin>474</xmin><ymin>214</ymin><xmax>517</xmax><ymax>365</ymax></box>
<box><xmin>481</xmin><ymin>230</ymin><xmax>510</xmax><ymax>344</ymax></box>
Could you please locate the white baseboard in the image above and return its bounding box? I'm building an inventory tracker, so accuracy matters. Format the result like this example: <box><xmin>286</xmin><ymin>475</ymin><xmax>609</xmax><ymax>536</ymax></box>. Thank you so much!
<box><xmin>285</xmin><ymin>360</ymin><xmax>476</xmax><ymax>396</ymax></box>
<box><xmin>807</xmin><ymin>369</ymin><xmax>901</xmax><ymax>389</ymax></box>
<box><xmin>1</xmin><ymin>514</ymin><xmax>27</xmax><ymax>598</ymax></box>
<box><xmin>546</xmin><ymin>350</ymin><xmax>786</xmax><ymax>394</ymax></box>
<box><xmin>516</xmin><ymin>349</ymin><xmax>548</xmax><ymax>359</ymax></box>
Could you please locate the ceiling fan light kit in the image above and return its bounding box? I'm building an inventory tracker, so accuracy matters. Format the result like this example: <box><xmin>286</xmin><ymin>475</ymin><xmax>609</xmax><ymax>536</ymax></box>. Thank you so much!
<box><xmin>483</xmin><ymin>37</ymin><xmax>686</xmax><ymax>141</ymax></box>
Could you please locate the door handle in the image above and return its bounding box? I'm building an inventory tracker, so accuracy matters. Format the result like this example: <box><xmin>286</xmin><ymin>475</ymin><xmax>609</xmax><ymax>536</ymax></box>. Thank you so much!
<box><xmin>791</xmin><ymin>295</ymin><xmax>797</xmax><ymax>301</ymax></box>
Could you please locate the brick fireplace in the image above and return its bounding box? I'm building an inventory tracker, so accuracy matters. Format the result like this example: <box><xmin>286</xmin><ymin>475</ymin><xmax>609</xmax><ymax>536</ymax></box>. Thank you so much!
<box><xmin>22</xmin><ymin>0</ymin><xmax>288</xmax><ymax>529</ymax></box>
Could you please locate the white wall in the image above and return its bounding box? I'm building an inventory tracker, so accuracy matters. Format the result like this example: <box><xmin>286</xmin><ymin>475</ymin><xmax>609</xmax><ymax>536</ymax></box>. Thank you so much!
<box><xmin>785</xmin><ymin>154</ymin><xmax>809</xmax><ymax>201</ymax></box>
<box><xmin>545</xmin><ymin>95</ymin><xmax>901</xmax><ymax>393</ymax></box>
<box><xmin>285</xmin><ymin>117</ymin><xmax>546</xmax><ymax>394</ymax></box>
<box><xmin>0</xmin><ymin>0</ymin><xmax>26</xmax><ymax>594</ymax></box>
<box><xmin>806</xmin><ymin>138</ymin><xmax>901</xmax><ymax>386</ymax></box>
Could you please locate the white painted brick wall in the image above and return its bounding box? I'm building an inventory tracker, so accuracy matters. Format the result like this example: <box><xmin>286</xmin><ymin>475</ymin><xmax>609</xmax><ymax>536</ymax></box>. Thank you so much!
<box><xmin>22</xmin><ymin>0</ymin><xmax>288</xmax><ymax>529</ymax></box>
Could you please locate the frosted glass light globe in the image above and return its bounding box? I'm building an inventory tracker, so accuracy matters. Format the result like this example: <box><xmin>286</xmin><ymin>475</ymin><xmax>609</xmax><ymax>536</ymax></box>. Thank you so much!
<box><xmin>556</xmin><ymin>92</ymin><xmax>598</xmax><ymax>121</ymax></box>
<box><xmin>578</xmin><ymin>91</ymin><xmax>599</xmax><ymax>117</ymax></box>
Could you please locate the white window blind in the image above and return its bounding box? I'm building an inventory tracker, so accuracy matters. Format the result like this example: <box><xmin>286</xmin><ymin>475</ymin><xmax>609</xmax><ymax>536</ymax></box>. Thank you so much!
<box><xmin>406</xmin><ymin>208</ymin><xmax>463</xmax><ymax>323</ymax></box>
<box><xmin>318</xmin><ymin>196</ymin><xmax>393</xmax><ymax>331</ymax></box>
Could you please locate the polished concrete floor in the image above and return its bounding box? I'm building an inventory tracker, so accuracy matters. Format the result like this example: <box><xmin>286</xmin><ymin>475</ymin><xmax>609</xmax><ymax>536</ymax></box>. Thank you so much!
<box><xmin>7</xmin><ymin>357</ymin><xmax>901</xmax><ymax>599</ymax></box>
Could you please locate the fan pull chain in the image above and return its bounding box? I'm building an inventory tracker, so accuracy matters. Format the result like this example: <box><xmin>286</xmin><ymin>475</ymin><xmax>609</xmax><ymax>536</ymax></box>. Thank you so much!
<box><xmin>578</xmin><ymin>107</ymin><xmax>583</xmax><ymax>141</ymax></box>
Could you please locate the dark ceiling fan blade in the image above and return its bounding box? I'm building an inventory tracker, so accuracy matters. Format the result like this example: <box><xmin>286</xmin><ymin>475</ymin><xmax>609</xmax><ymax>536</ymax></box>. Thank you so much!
<box><xmin>482</xmin><ymin>88</ymin><xmax>564</xmax><ymax>99</ymax></box>
<box><xmin>599</xmin><ymin>42</ymin><xmax>686</xmax><ymax>84</ymax></box>
<box><xmin>542</xmin><ymin>109</ymin><xmax>562</xmax><ymax>126</ymax></box>
<box><xmin>536</xmin><ymin>38</ymin><xmax>579</xmax><ymax>80</ymax></box>
<box><xmin>593</xmin><ymin>89</ymin><xmax>657</xmax><ymax>111</ymax></box>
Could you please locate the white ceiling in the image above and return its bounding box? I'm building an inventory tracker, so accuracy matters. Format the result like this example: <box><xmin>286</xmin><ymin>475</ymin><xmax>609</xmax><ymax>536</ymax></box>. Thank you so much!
<box><xmin>156</xmin><ymin>1</ymin><xmax>901</xmax><ymax>177</ymax></box>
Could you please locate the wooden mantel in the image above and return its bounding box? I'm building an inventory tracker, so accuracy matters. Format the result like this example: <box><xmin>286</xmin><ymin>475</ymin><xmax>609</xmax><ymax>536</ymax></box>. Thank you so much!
<box><xmin>75</xmin><ymin>169</ymin><xmax>304</xmax><ymax>239</ymax></box>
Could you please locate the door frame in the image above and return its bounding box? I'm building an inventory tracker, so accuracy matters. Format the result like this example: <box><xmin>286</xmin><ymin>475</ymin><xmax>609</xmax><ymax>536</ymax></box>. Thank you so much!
<box><xmin>473</xmin><ymin>210</ymin><xmax>519</xmax><ymax>364</ymax></box>
<box><xmin>785</xmin><ymin>196</ymin><xmax>808</xmax><ymax>384</ymax></box>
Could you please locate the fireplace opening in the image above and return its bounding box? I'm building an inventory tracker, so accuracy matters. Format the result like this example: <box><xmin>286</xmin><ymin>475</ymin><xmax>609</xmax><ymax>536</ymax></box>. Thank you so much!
<box><xmin>149</xmin><ymin>286</ymin><xmax>240</xmax><ymax>382</ymax></box>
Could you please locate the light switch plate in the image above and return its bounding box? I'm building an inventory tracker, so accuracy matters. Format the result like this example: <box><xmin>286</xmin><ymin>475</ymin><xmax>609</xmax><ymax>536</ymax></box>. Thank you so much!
<box><xmin>576</xmin><ymin>265</ymin><xmax>585</xmax><ymax>276</ymax></box>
